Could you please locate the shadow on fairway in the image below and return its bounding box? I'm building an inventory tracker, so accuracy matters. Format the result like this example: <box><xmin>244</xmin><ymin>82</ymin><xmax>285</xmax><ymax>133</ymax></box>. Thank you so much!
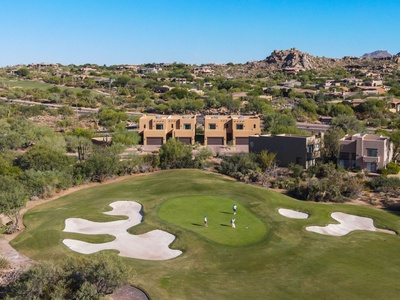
<box><xmin>191</xmin><ymin>223</ymin><xmax>203</xmax><ymax>227</ymax></box>
<box><xmin>219</xmin><ymin>211</ymin><xmax>232</xmax><ymax>215</ymax></box>
<box><xmin>220</xmin><ymin>224</ymin><xmax>230</xmax><ymax>227</ymax></box>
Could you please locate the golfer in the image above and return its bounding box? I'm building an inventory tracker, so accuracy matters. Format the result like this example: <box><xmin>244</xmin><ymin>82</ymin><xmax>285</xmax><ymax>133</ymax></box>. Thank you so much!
<box><xmin>204</xmin><ymin>216</ymin><xmax>208</xmax><ymax>227</ymax></box>
<box><xmin>233</xmin><ymin>204</ymin><xmax>237</xmax><ymax>215</ymax></box>
<box><xmin>231</xmin><ymin>218</ymin><xmax>236</xmax><ymax>228</ymax></box>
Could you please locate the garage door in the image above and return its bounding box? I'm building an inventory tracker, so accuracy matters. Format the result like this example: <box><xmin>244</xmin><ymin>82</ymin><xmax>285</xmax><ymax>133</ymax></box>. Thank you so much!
<box><xmin>236</xmin><ymin>137</ymin><xmax>249</xmax><ymax>145</ymax></box>
<box><xmin>207</xmin><ymin>137</ymin><xmax>224</xmax><ymax>145</ymax></box>
<box><xmin>177</xmin><ymin>137</ymin><xmax>191</xmax><ymax>145</ymax></box>
<box><xmin>147</xmin><ymin>137</ymin><xmax>163</xmax><ymax>145</ymax></box>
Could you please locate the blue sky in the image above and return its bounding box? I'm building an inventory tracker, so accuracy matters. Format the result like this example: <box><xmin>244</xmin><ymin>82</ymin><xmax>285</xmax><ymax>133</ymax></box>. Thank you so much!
<box><xmin>1</xmin><ymin>0</ymin><xmax>399</xmax><ymax>66</ymax></box>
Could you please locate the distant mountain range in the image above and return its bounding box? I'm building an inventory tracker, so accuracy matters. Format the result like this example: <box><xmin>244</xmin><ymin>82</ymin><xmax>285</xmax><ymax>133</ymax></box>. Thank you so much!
<box><xmin>361</xmin><ymin>50</ymin><xmax>392</xmax><ymax>58</ymax></box>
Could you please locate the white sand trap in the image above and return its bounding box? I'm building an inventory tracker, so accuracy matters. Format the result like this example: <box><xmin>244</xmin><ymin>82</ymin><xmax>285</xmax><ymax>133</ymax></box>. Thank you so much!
<box><xmin>306</xmin><ymin>212</ymin><xmax>396</xmax><ymax>236</ymax></box>
<box><xmin>278</xmin><ymin>208</ymin><xmax>309</xmax><ymax>219</ymax></box>
<box><xmin>63</xmin><ymin>201</ymin><xmax>182</xmax><ymax>260</ymax></box>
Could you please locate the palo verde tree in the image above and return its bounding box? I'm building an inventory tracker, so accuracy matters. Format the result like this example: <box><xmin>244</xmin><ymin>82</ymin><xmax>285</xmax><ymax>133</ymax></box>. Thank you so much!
<box><xmin>159</xmin><ymin>138</ymin><xmax>193</xmax><ymax>169</ymax></box>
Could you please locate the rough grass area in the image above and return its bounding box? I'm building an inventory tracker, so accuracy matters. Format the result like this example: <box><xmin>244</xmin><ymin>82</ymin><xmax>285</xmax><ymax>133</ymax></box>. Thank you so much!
<box><xmin>11</xmin><ymin>170</ymin><xmax>400</xmax><ymax>300</ymax></box>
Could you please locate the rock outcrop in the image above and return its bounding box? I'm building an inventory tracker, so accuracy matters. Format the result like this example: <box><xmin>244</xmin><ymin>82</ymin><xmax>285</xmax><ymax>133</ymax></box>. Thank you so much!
<box><xmin>265</xmin><ymin>48</ymin><xmax>315</xmax><ymax>70</ymax></box>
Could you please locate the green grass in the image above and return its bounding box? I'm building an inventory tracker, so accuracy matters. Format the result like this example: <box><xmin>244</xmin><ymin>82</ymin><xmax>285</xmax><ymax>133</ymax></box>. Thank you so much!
<box><xmin>11</xmin><ymin>170</ymin><xmax>400</xmax><ymax>299</ymax></box>
<box><xmin>158</xmin><ymin>196</ymin><xmax>267</xmax><ymax>246</ymax></box>
<box><xmin>2</xmin><ymin>78</ymin><xmax>87</xmax><ymax>93</ymax></box>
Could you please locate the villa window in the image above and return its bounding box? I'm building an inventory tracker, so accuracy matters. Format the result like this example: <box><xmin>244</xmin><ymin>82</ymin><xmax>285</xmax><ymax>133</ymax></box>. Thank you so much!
<box><xmin>236</xmin><ymin>124</ymin><xmax>244</xmax><ymax>130</ymax></box>
<box><xmin>208</xmin><ymin>123</ymin><xmax>216</xmax><ymax>130</ymax></box>
<box><xmin>156</xmin><ymin>124</ymin><xmax>164</xmax><ymax>130</ymax></box>
<box><xmin>184</xmin><ymin>124</ymin><xmax>191</xmax><ymax>130</ymax></box>
<box><xmin>366</xmin><ymin>148</ymin><xmax>378</xmax><ymax>157</ymax></box>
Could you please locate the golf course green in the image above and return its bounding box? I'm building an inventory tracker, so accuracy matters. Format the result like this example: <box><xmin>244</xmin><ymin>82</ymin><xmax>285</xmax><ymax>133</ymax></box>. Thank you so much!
<box><xmin>11</xmin><ymin>169</ymin><xmax>400</xmax><ymax>299</ymax></box>
<box><xmin>158</xmin><ymin>195</ymin><xmax>267</xmax><ymax>246</ymax></box>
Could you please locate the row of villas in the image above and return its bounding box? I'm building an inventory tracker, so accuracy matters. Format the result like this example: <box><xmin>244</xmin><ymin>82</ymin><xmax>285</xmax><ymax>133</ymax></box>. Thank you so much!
<box><xmin>139</xmin><ymin>114</ymin><xmax>261</xmax><ymax>147</ymax></box>
<box><xmin>138</xmin><ymin>115</ymin><xmax>393</xmax><ymax>172</ymax></box>
<box><xmin>249</xmin><ymin>133</ymin><xmax>393</xmax><ymax>172</ymax></box>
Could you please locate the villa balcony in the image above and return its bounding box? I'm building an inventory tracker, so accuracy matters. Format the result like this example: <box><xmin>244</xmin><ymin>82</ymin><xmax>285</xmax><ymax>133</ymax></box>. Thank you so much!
<box><xmin>363</xmin><ymin>156</ymin><xmax>380</xmax><ymax>163</ymax></box>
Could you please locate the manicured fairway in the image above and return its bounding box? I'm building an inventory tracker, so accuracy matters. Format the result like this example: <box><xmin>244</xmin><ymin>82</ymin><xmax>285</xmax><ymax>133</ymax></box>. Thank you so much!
<box><xmin>2</xmin><ymin>78</ymin><xmax>92</xmax><ymax>93</ymax></box>
<box><xmin>11</xmin><ymin>170</ymin><xmax>400</xmax><ymax>299</ymax></box>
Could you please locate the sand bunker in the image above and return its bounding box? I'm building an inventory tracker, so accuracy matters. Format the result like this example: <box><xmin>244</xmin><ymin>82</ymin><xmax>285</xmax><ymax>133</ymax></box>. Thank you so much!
<box><xmin>63</xmin><ymin>201</ymin><xmax>182</xmax><ymax>260</ymax></box>
<box><xmin>306</xmin><ymin>212</ymin><xmax>396</xmax><ymax>236</ymax></box>
<box><xmin>278</xmin><ymin>208</ymin><xmax>309</xmax><ymax>219</ymax></box>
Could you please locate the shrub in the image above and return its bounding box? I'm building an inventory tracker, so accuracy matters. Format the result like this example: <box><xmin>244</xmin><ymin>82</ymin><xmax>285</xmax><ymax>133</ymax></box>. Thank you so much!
<box><xmin>0</xmin><ymin>256</ymin><xmax>10</xmax><ymax>269</ymax></box>
<box><xmin>386</xmin><ymin>162</ymin><xmax>400</xmax><ymax>175</ymax></box>
<box><xmin>368</xmin><ymin>176</ymin><xmax>400</xmax><ymax>197</ymax></box>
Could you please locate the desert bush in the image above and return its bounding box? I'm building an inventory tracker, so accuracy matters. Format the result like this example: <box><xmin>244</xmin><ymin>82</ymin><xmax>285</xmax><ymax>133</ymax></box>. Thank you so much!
<box><xmin>0</xmin><ymin>256</ymin><xmax>10</xmax><ymax>269</ymax></box>
<box><xmin>368</xmin><ymin>176</ymin><xmax>400</xmax><ymax>197</ymax></box>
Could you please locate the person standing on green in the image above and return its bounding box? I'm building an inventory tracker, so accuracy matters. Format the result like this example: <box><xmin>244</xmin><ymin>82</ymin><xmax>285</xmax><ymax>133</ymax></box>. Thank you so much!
<box><xmin>231</xmin><ymin>218</ymin><xmax>236</xmax><ymax>228</ymax></box>
<box><xmin>233</xmin><ymin>204</ymin><xmax>237</xmax><ymax>215</ymax></box>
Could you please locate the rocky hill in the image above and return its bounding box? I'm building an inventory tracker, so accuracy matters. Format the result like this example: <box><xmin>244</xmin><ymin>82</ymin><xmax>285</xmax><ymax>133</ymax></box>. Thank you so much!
<box><xmin>263</xmin><ymin>48</ymin><xmax>344</xmax><ymax>70</ymax></box>
<box><xmin>236</xmin><ymin>48</ymin><xmax>400</xmax><ymax>77</ymax></box>
<box><xmin>361</xmin><ymin>50</ymin><xmax>392</xmax><ymax>58</ymax></box>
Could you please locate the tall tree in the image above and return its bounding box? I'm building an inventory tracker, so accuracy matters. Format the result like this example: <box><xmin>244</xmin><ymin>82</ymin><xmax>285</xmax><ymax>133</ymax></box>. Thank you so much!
<box><xmin>331</xmin><ymin>115</ymin><xmax>363</xmax><ymax>134</ymax></box>
<box><xmin>322</xmin><ymin>129</ymin><xmax>344</xmax><ymax>164</ymax></box>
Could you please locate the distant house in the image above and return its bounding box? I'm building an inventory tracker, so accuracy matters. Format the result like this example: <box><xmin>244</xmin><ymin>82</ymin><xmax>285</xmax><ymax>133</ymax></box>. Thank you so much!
<box><xmin>278</xmin><ymin>80</ymin><xmax>302</xmax><ymax>88</ymax></box>
<box><xmin>365</xmin><ymin>79</ymin><xmax>383</xmax><ymax>87</ymax></box>
<box><xmin>117</xmin><ymin>65</ymin><xmax>138</xmax><ymax>71</ymax></box>
<box><xmin>154</xmin><ymin>86</ymin><xmax>171</xmax><ymax>93</ymax></box>
<box><xmin>172</xmin><ymin>78</ymin><xmax>187</xmax><ymax>84</ymax></box>
<box><xmin>140</xmin><ymin>68</ymin><xmax>158</xmax><ymax>74</ymax></box>
<box><xmin>353</xmin><ymin>86</ymin><xmax>386</xmax><ymax>95</ymax></box>
<box><xmin>339</xmin><ymin>134</ymin><xmax>393</xmax><ymax>172</ymax></box>
<box><xmin>388</xmin><ymin>98</ymin><xmax>400</xmax><ymax>113</ymax></box>
<box><xmin>249</xmin><ymin>133</ymin><xmax>322</xmax><ymax>169</ymax></box>
<box><xmin>317</xmin><ymin>80</ymin><xmax>341</xmax><ymax>90</ymax></box>
<box><xmin>342</xmin><ymin>77</ymin><xmax>363</xmax><ymax>86</ymax></box>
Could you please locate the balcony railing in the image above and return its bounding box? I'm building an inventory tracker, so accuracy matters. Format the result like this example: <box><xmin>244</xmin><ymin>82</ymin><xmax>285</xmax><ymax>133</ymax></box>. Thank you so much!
<box><xmin>363</xmin><ymin>156</ymin><xmax>380</xmax><ymax>163</ymax></box>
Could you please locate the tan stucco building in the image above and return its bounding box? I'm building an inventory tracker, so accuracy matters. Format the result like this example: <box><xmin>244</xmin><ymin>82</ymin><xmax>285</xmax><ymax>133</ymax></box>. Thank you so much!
<box><xmin>139</xmin><ymin>115</ymin><xmax>196</xmax><ymax>145</ymax></box>
<box><xmin>204</xmin><ymin>115</ymin><xmax>261</xmax><ymax>146</ymax></box>
<box><xmin>339</xmin><ymin>134</ymin><xmax>393</xmax><ymax>172</ymax></box>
